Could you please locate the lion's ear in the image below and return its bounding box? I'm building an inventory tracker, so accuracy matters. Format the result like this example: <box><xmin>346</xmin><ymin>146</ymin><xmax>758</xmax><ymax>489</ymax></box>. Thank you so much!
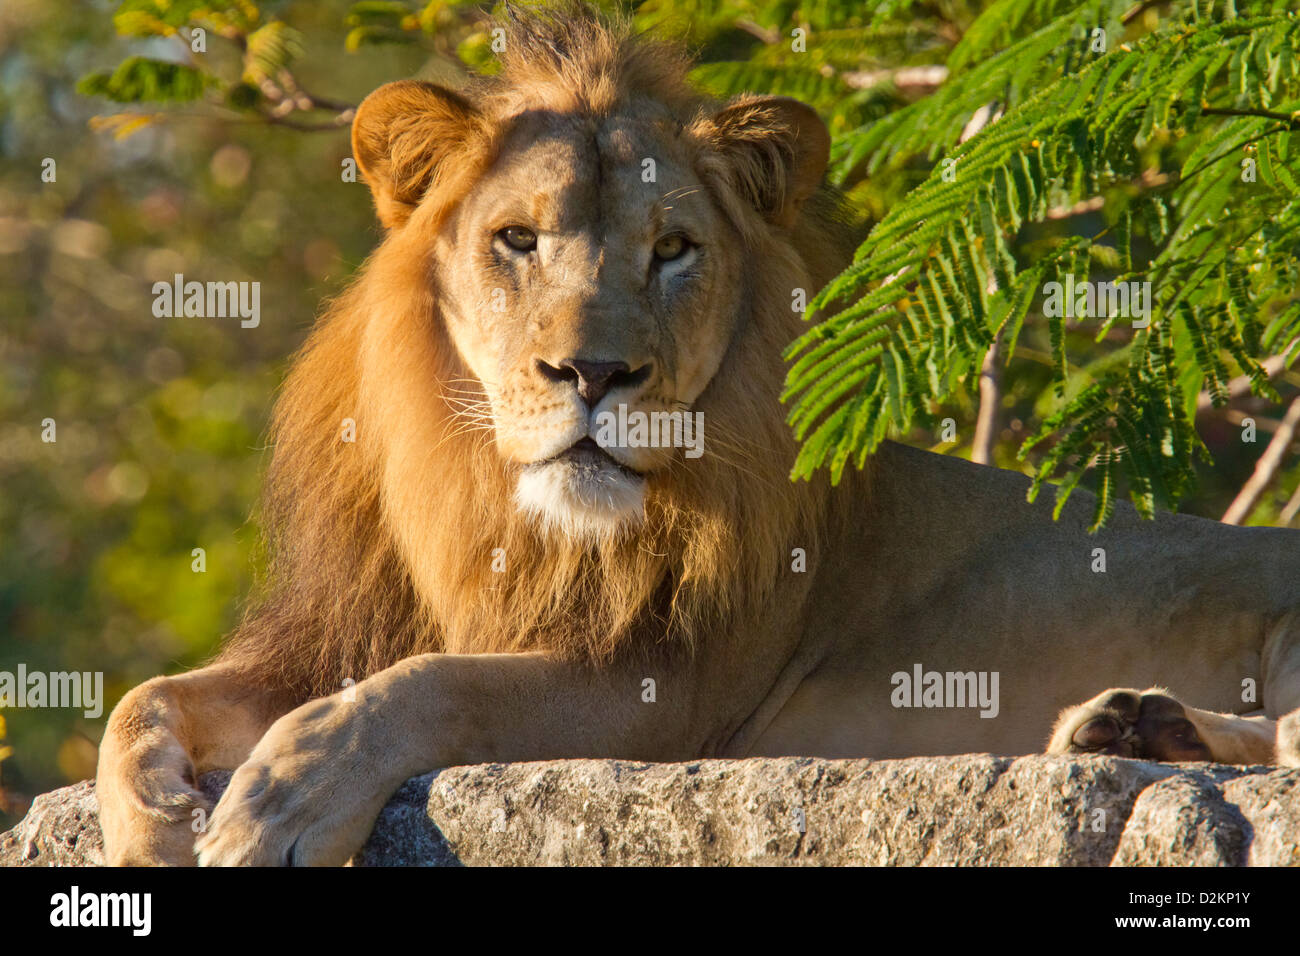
<box><xmin>351</xmin><ymin>80</ymin><xmax>481</xmax><ymax>229</ymax></box>
<box><xmin>698</xmin><ymin>95</ymin><xmax>830</xmax><ymax>228</ymax></box>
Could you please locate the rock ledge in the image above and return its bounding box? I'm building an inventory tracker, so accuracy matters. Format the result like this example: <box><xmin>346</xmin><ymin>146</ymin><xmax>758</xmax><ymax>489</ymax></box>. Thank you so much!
<box><xmin>3</xmin><ymin>755</ymin><xmax>1297</xmax><ymax>866</ymax></box>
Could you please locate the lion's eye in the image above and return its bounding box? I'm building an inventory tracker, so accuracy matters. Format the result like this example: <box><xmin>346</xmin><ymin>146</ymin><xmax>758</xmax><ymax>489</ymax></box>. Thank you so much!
<box><xmin>653</xmin><ymin>234</ymin><xmax>688</xmax><ymax>262</ymax></box>
<box><xmin>499</xmin><ymin>226</ymin><xmax>537</xmax><ymax>252</ymax></box>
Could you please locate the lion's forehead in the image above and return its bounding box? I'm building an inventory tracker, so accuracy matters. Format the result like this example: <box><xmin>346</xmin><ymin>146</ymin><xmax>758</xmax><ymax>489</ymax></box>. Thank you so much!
<box><xmin>490</xmin><ymin>111</ymin><xmax>700</xmax><ymax>230</ymax></box>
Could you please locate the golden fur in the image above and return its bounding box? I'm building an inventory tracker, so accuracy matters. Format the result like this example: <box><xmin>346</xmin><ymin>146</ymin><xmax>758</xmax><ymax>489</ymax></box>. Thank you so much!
<box><xmin>216</xmin><ymin>6</ymin><xmax>856</xmax><ymax>698</ymax></box>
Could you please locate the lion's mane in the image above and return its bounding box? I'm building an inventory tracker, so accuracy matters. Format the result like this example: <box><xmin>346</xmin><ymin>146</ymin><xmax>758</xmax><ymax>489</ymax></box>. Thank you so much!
<box><xmin>218</xmin><ymin>4</ymin><xmax>861</xmax><ymax>698</ymax></box>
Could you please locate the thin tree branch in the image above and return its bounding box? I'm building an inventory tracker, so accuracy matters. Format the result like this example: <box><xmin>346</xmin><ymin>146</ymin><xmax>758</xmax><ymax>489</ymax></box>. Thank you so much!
<box><xmin>259</xmin><ymin>114</ymin><xmax>353</xmax><ymax>131</ymax></box>
<box><xmin>1225</xmin><ymin>409</ymin><xmax>1284</xmax><ymax>433</ymax></box>
<box><xmin>1202</xmin><ymin>107</ymin><xmax>1300</xmax><ymax>128</ymax></box>
<box><xmin>300</xmin><ymin>91</ymin><xmax>356</xmax><ymax>113</ymax></box>
<box><xmin>1121</xmin><ymin>0</ymin><xmax>1166</xmax><ymax>25</ymax></box>
<box><xmin>972</xmin><ymin>335</ymin><xmax>1001</xmax><ymax>465</ymax></box>
<box><xmin>276</xmin><ymin>70</ymin><xmax>357</xmax><ymax>113</ymax></box>
<box><xmin>1280</xmin><ymin>481</ymin><xmax>1300</xmax><ymax>527</ymax></box>
<box><xmin>1178</xmin><ymin>124</ymin><xmax>1291</xmax><ymax>186</ymax></box>
<box><xmin>842</xmin><ymin>65</ymin><xmax>949</xmax><ymax>92</ymax></box>
<box><xmin>1221</xmin><ymin>395</ymin><xmax>1300</xmax><ymax>525</ymax></box>
<box><xmin>254</xmin><ymin>93</ymin><xmax>354</xmax><ymax>130</ymax></box>
<box><xmin>732</xmin><ymin>18</ymin><xmax>779</xmax><ymax>44</ymax></box>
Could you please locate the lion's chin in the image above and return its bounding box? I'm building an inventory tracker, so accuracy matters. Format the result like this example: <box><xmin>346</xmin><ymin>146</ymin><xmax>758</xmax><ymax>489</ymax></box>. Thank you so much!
<box><xmin>514</xmin><ymin>451</ymin><xmax>646</xmax><ymax>541</ymax></box>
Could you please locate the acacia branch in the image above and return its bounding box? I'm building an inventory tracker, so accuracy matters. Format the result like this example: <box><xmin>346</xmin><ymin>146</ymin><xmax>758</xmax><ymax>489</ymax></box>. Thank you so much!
<box><xmin>1121</xmin><ymin>0</ymin><xmax>1166</xmax><ymax>25</ymax></box>
<box><xmin>732</xmin><ymin>18</ymin><xmax>779</xmax><ymax>44</ymax></box>
<box><xmin>1280</xmin><ymin>481</ymin><xmax>1300</xmax><ymax>527</ymax></box>
<box><xmin>1221</xmin><ymin>395</ymin><xmax>1300</xmax><ymax>525</ymax></box>
<box><xmin>972</xmin><ymin>335</ymin><xmax>1001</xmax><ymax>465</ymax></box>
<box><xmin>301</xmin><ymin>91</ymin><xmax>355</xmax><ymax>112</ymax></box>
<box><xmin>274</xmin><ymin>70</ymin><xmax>357</xmax><ymax>114</ymax></box>
<box><xmin>1202</xmin><ymin>107</ymin><xmax>1300</xmax><ymax>128</ymax></box>
<box><xmin>257</xmin><ymin>108</ymin><xmax>354</xmax><ymax>131</ymax></box>
<box><xmin>843</xmin><ymin>65</ymin><xmax>949</xmax><ymax>92</ymax></box>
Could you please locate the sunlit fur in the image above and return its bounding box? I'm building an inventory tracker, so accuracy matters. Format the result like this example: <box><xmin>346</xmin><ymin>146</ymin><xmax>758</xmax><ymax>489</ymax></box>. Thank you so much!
<box><xmin>217</xmin><ymin>4</ymin><xmax>861</xmax><ymax>699</ymax></box>
<box><xmin>514</xmin><ymin>454</ymin><xmax>648</xmax><ymax>539</ymax></box>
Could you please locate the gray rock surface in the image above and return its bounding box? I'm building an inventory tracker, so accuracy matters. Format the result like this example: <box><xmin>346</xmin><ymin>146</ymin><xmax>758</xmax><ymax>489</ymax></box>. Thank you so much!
<box><xmin>2</xmin><ymin>755</ymin><xmax>1296</xmax><ymax>866</ymax></box>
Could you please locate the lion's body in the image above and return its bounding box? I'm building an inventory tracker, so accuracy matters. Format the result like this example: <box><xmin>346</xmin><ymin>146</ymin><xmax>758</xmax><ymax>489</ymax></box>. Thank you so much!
<box><xmin>95</xmin><ymin>5</ymin><xmax>1300</xmax><ymax>866</ymax></box>
<box><xmin>746</xmin><ymin>441</ymin><xmax>1300</xmax><ymax>760</ymax></box>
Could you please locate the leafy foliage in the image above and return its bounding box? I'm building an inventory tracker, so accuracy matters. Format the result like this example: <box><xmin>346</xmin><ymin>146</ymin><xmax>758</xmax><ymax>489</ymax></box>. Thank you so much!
<box><xmin>77</xmin><ymin>56</ymin><xmax>215</xmax><ymax>103</ymax></box>
<box><xmin>783</xmin><ymin>0</ymin><xmax>1300</xmax><ymax>528</ymax></box>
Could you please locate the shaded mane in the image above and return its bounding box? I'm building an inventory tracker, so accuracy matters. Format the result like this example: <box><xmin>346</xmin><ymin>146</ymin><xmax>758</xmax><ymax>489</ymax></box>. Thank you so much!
<box><xmin>217</xmin><ymin>3</ymin><xmax>861</xmax><ymax>699</ymax></box>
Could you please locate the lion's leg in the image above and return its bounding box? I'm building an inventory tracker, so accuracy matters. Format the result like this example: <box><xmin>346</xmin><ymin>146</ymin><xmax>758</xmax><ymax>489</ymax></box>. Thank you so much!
<box><xmin>96</xmin><ymin>664</ymin><xmax>296</xmax><ymax>865</ymax></box>
<box><xmin>194</xmin><ymin>650</ymin><xmax>744</xmax><ymax>866</ymax></box>
<box><xmin>1260</xmin><ymin>608</ymin><xmax>1300</xmax><ymax>767</ymax></box>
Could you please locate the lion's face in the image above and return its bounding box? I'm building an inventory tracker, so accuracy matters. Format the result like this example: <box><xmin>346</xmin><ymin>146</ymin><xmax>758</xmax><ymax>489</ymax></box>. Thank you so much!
<box><xmin>433</xmin><ymin>112</ymin><xmax>744</xmax><ymax>536</ymax></box>
<box><xmin>351</xmin><ymin>72</ymin><xmax>829</xmax><ymax>542</ymax></box>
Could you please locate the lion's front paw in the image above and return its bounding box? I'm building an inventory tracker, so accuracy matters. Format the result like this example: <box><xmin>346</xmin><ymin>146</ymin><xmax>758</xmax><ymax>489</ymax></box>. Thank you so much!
<box><xmin>195</xmin><ymin>697</ymin><xmax>391</xmax><ymax>866</ymax></box>
<box><xmin>97</xmin><ymin>681</ymin><xmax>213</xmax><ymax>866</ymax></box>
<box><xmin>1048</xmin><ymin>687</ymin><xmax>1211</xmax><ymax>761</ymax></box>
<box><xmin>98</xmin><ymin>766</ymin><xmax>211</xmax><ymax>867</ymax></box>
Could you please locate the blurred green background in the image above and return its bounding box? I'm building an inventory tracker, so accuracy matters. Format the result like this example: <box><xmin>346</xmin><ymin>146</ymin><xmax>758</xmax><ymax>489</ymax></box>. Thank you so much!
<box><xmin>0</xmin><ymin>0</ymin><xmax>439</xmax><ymax>827</ymax></box>
<box><xmin>1</xmin><ymin>0</ymin><xmax>1297</xmax><ymax>831</ymax></box>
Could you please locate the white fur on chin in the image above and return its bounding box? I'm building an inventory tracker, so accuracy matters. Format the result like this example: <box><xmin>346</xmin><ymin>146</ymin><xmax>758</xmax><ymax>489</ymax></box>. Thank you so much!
<box><xmin>514</xmin><ymin>457</ymin><xmax>646</xmax><ymax>540</ymax></box>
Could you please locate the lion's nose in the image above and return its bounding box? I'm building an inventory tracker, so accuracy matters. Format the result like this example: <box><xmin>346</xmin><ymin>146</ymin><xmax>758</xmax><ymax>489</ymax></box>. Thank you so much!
<box><xmin>536</xmin><ymin>357</ymin><xmax>652</xmax><ymax>408</ymax></box>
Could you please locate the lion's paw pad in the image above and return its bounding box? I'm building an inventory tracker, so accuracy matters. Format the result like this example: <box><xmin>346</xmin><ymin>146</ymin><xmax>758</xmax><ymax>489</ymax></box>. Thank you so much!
<box><xmin>1066</xmin><ymin>690</ymin><xmax>1210</xmax><ymax>761</ymax></box>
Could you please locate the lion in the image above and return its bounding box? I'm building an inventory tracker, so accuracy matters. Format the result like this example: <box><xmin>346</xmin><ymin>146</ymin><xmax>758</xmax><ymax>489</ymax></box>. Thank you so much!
<box><xmin>95</xmin><ymin>5</ymin><xmax>1300</xmax><ymax>866</ymax></box>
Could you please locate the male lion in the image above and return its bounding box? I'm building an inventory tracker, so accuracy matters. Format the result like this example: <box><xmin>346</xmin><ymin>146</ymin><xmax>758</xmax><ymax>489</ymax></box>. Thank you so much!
<box><xmin>97</xmin><ymin>7</ymin><xmax>1300</xmax><ymax>866</ymax></box>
